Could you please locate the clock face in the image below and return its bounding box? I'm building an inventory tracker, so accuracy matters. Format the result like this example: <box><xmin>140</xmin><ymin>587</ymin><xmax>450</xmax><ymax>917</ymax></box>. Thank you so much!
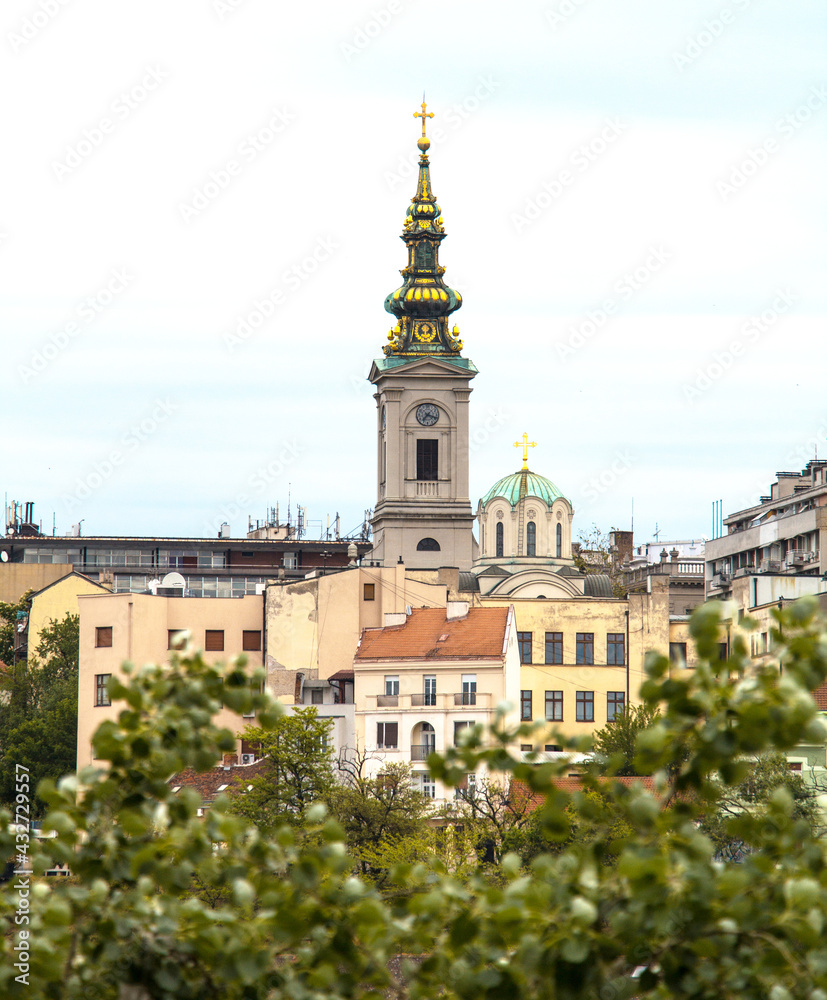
<box><xmin>416</xmin><ymin>403</ymin><xmax>439</xmax><ymax>426</ymax></box>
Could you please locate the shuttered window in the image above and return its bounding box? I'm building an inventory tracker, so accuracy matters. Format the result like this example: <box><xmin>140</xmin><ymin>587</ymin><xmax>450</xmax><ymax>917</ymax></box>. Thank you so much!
<box><xmin>205</xmin><ymin>630</ymin><xmax>224</xmax><ymax>651</ymax></box>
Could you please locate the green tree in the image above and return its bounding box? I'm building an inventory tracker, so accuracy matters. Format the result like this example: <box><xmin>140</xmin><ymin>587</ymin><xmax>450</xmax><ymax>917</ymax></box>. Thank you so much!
<box><xmin>0</xmin><ymin>591</ymin><xmax>32</xmax><ymax>671</ymax></box>
<box><xmin>5</xmin><ymin>599</ymin><xmax>827</xmax><ymax>999</ymax></box>
<box><xmin>589</xmin><ymin>703</ymin><xmax>662</xmax><ymax>776</ymax></box>
<box><xmin>329</xmin><ymin>751</ymin><xmax>430</xmax><ymax>888</ymax></box>
<box><xmin>700</xmin><ymin>749</ymin><xmax>822</xmax><ymax>861</ymax></box>
<box><xmin>229</xmin><ymin>706</ymin><xmax>335</xmax><ymax>831</ymax></box>
<box><xmin>0</xmin><ymin>613</ymin><xmax>80</xmax><ymax>814</ymax></box>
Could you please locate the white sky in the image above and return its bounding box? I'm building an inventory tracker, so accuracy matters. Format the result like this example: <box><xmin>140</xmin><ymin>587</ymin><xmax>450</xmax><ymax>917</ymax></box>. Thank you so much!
<box><xmin>2</xmin><ymin>0</ymin><xmax>826</xmax><ymax>546</ymax></box>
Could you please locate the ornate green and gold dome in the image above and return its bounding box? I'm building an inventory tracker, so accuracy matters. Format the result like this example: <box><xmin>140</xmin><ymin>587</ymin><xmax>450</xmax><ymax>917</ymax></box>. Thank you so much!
<box><xmin>481</xmin><ymin>470</ymin><xmax>567</xmax><ymax>509</ymax></box>
<box><xmin>382</xmin><ymin>101</ymin><xmax>464</xmax><ymax>357</ymax></box>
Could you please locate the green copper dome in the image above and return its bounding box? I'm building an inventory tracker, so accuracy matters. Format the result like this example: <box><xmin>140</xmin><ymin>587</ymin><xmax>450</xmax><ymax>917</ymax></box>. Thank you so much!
<box><xmin>481</xmin><ymin>469</ymin><xmax>567</xmax><ymax>508</ymax></box>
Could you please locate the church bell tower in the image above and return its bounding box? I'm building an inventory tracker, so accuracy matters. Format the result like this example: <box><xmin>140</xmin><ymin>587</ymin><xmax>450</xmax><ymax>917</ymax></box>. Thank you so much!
<box><xmin>368</xmin><ymin>102</ymin><xmax>477</xmax><ymax>571</ymax></box>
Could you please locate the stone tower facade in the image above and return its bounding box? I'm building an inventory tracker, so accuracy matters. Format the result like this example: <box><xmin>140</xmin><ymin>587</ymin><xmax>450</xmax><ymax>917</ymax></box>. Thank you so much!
<box><xmin>368</xmin><ymin>104</ymin><xmax>477</xmax><ymax>571</ymax></box>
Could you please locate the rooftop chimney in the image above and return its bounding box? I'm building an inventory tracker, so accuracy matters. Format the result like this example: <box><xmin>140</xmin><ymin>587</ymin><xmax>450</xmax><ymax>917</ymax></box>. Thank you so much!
<box><xmin>446</xmin><ymin>601</ymin><xmax>469</xmax><ymax>620</ymax></box>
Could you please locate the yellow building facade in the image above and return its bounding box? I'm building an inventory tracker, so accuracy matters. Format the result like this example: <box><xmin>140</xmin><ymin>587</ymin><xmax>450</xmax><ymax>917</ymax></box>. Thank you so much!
<box><xmin>27</xmin><ymin>572</ymin><xmax>110</xmax><ymax>660</ymax></box>
<box><xmin>76</xmin><ymin>592</ymin><xmax>264</xmax><ymax>771</ymax></box>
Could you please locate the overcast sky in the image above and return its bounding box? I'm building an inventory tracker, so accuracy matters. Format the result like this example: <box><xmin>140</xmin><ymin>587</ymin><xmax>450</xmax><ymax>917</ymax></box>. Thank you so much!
<box><xmin>3</xmin><ymin>0</ymin><xmax>826</xmax><ymax>547</ymax></box>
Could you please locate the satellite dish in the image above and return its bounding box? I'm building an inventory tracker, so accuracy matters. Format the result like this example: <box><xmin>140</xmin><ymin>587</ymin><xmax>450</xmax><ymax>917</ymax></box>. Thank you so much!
<box><xmin>0</xmin><ymin>551</ymin><xmax>8</xmax><ymax>562</ymax></box>
<box><xmin>161</xmin><ymin>572</ymin><xmax>186</xmax><ymax>590</ymax></box>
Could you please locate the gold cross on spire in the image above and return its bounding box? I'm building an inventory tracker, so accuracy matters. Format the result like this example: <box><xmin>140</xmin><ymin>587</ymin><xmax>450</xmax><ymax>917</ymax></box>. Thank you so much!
<box><xmin>413</xmin><ymin>99</ymin><xmax>434</xmax><ymax>139</ymax></box>
<box><xmin>514</xmin><ymin>433</ymin><xmax>537</xmax><ymax>470</ymax></box>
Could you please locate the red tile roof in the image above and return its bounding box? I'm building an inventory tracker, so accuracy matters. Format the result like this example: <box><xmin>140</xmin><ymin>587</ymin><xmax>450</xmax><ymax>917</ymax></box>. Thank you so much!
<box><xmin>169</xmin><ymin>759</ymin><xmax>267</xmax><ymax>804</ymax></box>
<box><xmin>813</xmin><ymin>680</ymin><xmax>827</xmax><ymax>711</ymax></box>
<box><xmin>355</xmin><ymin>607</ymin><xmax>510</xmax><ymax>661</ymax></box>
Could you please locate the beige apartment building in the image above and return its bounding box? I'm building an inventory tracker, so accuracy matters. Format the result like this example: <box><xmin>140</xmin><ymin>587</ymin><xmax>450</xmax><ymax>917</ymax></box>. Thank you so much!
<box><xmin>352</xmin><ymin>603</ymin><xmax>520</xmax><ymax>800</ymax></box>
<box><xmin>76</xmin><ymin>592</ymin><xmax>264</xmax><ymax>770</ymax></box>
<box><xmin>706</xmin><ymin>461</ymin><xmax>827</xmax><ymax>601</ymax></box>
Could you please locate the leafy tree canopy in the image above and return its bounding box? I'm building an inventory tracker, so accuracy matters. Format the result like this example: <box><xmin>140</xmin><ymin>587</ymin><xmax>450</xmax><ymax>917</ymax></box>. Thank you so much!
<box><xmin>2</xmin><ymin>599</ymin><xmax>827</xmax><ymax>999</ymax></box>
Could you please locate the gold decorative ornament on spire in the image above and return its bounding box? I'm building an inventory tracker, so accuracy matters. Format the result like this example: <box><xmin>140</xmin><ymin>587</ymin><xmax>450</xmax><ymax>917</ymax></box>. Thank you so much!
<box><xmin>514</xmin><ymin>433</ymin><xmax>537</xmax><ymax>470</ymax></box>
<box><xmin>382</xmin><ymin>100</ymin><xmax>464</xmax><ymax>357</ymax></box>
<box><xmin>413</xmin><ymin>98</ymin><xmax>434</xmax><ymax>152</ymax></box>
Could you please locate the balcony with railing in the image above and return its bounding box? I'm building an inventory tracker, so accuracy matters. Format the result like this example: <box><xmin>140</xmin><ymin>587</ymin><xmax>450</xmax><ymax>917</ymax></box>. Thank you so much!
<box><xmin>365</xmin><ymin>692</ymin><xmax>492</xmax><ymax>711</ymax></box>
<box><xmin>410</xmin><ymin>744</ymin><xmax>434</xmax><ymax>761</ymax></box>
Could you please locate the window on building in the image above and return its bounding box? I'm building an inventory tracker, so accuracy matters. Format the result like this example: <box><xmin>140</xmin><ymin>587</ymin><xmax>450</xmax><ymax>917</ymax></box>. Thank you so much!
<box><xmin>416</xmin><ymin>537</ymin><xmax>440</xmax><ymax>551</ymax></box>
<box><xmin>545</xmin><ymin>632</ymin><xmax>563</xmax><ymax>664</ymax></box>
<box><xmin>424</xmin><ymin>675</ymin><xmax>436</xmax><ymax>706</ymax></box>
<box><xmin>243</xmin><ymin>680</ymin><xmax>262</xmax><ymax>718</ymax></box>
<box><xmin>95</xmin><ymin>626</ymin><xmax>112</xmax><ymax>648</ymax></box>
<box><xmin>520</xmin><ymin>690</ymin><xmax>532</xmax><ymax>720</ymax></box>
<box><xmin>377</xmin><ymin>721</ymin><xmax>398</xmax><ymax>749</ymax></box>
<box><xmin>576</xmin><ymin>633</ymin><xmax>594</xmax><ymax>665</ymax></box>
<box><xmin>416</xmin><ymin>438</ymin><xmax>438</xmax><ymax>480</ymax></box>
<box><xmin>496</xmin><ymin>521</ymin><xmax>504</xmax><ymax>558</ymax></box>
<box><xmin>455</xmin><ymin>772</ymin><xmax>477</xmax><ymax>801</ymax></box>
<box><xmin>576</xmin><ymin>691</ymin><xmax>594</xmax><ymax>722</ymax></box>
<box><xmin>556</xmin><ymin>522</ymin><xmax>562</xmax><ymax>558</ymax></box>
<box><xmin>205</xmin><ymin>630</ymin><xmax>225</xmax><ymax>652</ymax></box>
<box><xmin>419</xmin><ymin>773</ymin><xmax>436</xmax><ymax>798</ymax></box>
<box><xmin>526</xmin><ymin>521</ymin><xmax>536</xmax><ymax>557</ymax></box>
<box><xmin>669</xmin><ymin>642</ymin><xmax>687</xmax><ymax>665</ymax></box>
<box><xmin>363</xmin><ymin>583</ymin><xmax>375</xmax><ymax>601</ymax></box>
<box><xmin>718</xmin><ymin>642</ymin><xmax>728</xmax><ymax>662</ymax></box>
<box><xmin>454</xmin><ymin>720</ymin><xmax>476</xmax><ymax>745</ymax></box>
<box><xmin>168</xmin><ymin>630</ymin><xmax>187</xmax><ymax>650</ymax></box>
<box><xmin>95</xmin><ymin>674</ymin><xmax>111</xmax><ymax>707</ymax></box>
<box><xmin>460</xmin><ymin>674</ymin><xmax>477</xmax><ymax>706</ymax></box>
<box><xmin>545</xmin><ymin>690</ymin><xmax>563</xmax><ymax>722</ymax></box>
<box><xmin>242</xmin><ymin>630</ymin><xmax>261</xmax><ymax>651</ymax></box>
<box><xmin>385</xmin><ymin>675</ymin><xmax>399</xmax><ymax>696</ymax></box>
<box><xmin>518</xmin><ymin>632</ymin><xmax>533</xmax><ymax>664</ymax></box>
<box><xmin>607</xmin><ymin>691</ymin><xmax>625</xmax><ymax>721</ymax></box>
<box><xmin>311</xmin><ymin>688</ymin><xmax>324</xmax><ymax>704</ymax></box>
<box><xmin>607</xmin><ymin>633</ymin><xmax>625</xmax><ymax>665</ymax></box>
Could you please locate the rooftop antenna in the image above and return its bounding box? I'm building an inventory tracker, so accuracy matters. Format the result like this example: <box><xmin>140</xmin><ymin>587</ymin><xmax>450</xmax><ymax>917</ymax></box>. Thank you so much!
<box><xmin>631</xmin><ymin>497</ymin><xmax>634</xmax><ymax>535</ymax></box>
<box><xmin>653</xmin><ymin>522</ymin><xmax>660</xmax><ymax>543</ymax></box>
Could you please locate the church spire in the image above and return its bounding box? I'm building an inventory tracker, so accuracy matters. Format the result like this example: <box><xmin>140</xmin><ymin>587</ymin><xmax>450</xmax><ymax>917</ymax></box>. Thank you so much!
<box><xmin>383</xmin><ymin>101</ymin><xmax>464</xmax><ymax>357</ymax></box>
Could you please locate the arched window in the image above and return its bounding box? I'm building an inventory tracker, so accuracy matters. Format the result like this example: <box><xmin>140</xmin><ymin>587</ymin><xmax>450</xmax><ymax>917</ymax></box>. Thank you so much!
<box><xmin>496</xmin><ymin>522</ymin><xmax>504</xmax><ymax>558</ymax></box>
<box><xmin>556</xmin><ymin>522</ymin><xmax>562</xmax><ymax>558</ymax></box>
<box><xmin>526</xmin><ymin>521</ymin><xmax>536</xmax><ymax>557</ymax></box>
<box><xmin>417</xmin><ymin>537</ymin><xmax>440</xmax><ymax>551</ymax></box>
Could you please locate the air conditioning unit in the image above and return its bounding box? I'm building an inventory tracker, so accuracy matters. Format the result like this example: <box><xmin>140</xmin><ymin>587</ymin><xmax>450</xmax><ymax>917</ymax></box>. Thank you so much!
<box><xmin>241</xmin><ymin>754</ymin><xmax>255</xmax><ymax>764</ymax></box>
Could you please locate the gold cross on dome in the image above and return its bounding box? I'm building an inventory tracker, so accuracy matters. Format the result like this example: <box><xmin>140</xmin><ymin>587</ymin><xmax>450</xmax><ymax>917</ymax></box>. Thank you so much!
<box><xmin>413</xmin><ymin>99</ymin><xmax>434</xmax><ymax>138</ymax></box>
<box><xmin>514</xmin><ymin>433</ymin><xmax>537</xmax><ymax>470</ymax></box>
